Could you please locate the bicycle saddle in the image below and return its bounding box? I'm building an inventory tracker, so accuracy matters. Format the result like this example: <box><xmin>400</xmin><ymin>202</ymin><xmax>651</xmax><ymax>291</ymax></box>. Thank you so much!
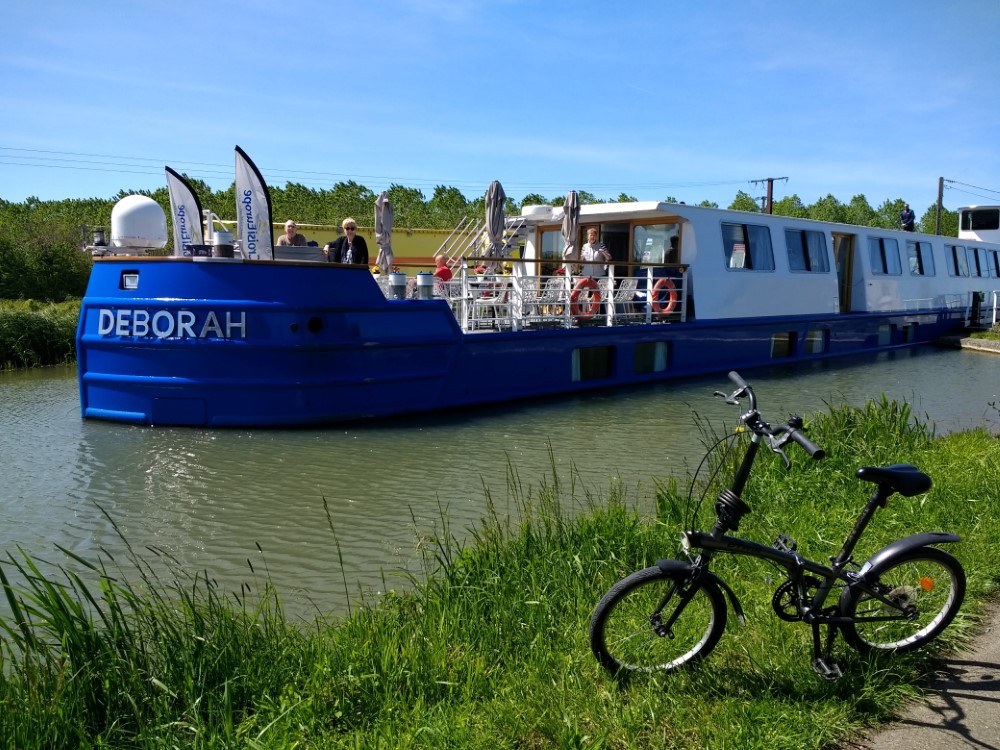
<box><xmin>855</xmin><ymin>464</ymin><xmax>932</xmax><ymax>497</ymax></box>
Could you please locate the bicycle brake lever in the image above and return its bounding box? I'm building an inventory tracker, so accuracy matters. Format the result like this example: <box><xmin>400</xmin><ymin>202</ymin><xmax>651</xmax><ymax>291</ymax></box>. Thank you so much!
<box><xmin>769</xmin><ymin>436</ymin><xmax>792</xmax><ymax>469</ymax></box>
<box><xmin>713</xmin><ymin>389</ymin><xmax>743</xmax><ymax>405</ymax></box>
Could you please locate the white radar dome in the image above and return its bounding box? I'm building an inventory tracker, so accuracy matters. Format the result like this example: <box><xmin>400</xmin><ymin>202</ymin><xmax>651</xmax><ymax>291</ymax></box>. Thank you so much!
<box><xmin>111</xmin><ymin>195</ymin><xmax>168</xmax><ymax>249</ymax></box>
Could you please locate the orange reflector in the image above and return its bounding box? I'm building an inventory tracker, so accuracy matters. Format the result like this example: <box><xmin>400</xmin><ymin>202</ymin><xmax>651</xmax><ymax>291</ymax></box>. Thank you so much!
<box><xmin>919</xmin><ymin>577</ymin><xmax>934</xmax><ymax>591</ymax></box>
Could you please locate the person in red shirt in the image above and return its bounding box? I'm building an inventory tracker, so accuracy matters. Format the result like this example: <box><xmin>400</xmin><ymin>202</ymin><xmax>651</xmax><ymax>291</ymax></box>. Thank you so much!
<box><xmin>433</xmin><ymin>254</ymin><xmax>453</xmax><ymax>281</ymax></box>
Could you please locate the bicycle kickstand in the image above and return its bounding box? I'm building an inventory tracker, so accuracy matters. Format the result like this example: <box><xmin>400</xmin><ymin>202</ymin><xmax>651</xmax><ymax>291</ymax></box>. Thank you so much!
<box><xmin>810</xmin><ymin>621</ymin><xmax>843</xmax><ymax>681</ymax></box>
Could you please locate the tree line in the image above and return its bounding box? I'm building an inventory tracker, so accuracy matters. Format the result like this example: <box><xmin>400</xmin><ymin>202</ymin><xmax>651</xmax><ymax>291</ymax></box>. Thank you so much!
<box><xmin>0</xmin><ymin>178</ymin><xmax>957</xmax><ymax>238</ymax></box>
<box><xmin>0</xmin><ymin>180</ymin><xmax>959</xmax><ymax>303</ymax></box>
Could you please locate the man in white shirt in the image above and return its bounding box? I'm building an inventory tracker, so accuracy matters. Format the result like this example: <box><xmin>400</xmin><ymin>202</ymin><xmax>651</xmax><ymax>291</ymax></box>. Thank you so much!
<box><xmin>580</xmin><ymin>227</ymin><xmax>611</xmax><ymax>277</ymax></box>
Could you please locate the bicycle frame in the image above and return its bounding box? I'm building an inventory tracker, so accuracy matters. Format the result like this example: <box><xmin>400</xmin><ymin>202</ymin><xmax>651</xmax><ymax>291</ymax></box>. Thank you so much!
<box><xmin>675</xmin><ymin>429</ymin><xmax>959</xmax><ymax>677</ymax></box>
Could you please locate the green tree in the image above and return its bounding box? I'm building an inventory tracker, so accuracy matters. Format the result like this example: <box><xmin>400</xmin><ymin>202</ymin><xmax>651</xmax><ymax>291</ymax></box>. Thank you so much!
<box><xmin>844</xmin><ymin>194</ymin><xmax>877</xmax><ymax>227</ymax></box>
<box><xmin>428</xmin><ymin>185</ymin><xmax>469</xmax><ymax>228</ymax></box>
<box><xmin>808</xmin><ymin>194</ymin><xmax>846</xmax><ymax>224</ymax></box>
<box><xmin>771</xmin><ymin>194</ymin><xmax>808</xmax><ymax>218</ymax></box>
<box><xmin>875</xmin><ymin>198</ymin><xmax>907</xmax><ymax>230</ymax></box>
<box><xmin>919</xmin><ymin>205</ymin><xmax>958</xmax><ymax>236</ymax></box>
<box><xmin>328</xmin><ymin>181</ymin><xmax>377</xmax><ymax>225</ymax></box>
<box><xmin>207</xmin><ymin>183</ymin><xmax>237</xmax><ymax>224</ymax></box>
<box><xmin>728</xmin><ymin>191</ymin><xmax>759</xmax><ymax>212</ymax></box>
<box><xmin>519</xmin><ymin>193</ymin><xmax>549</xmax><ymax>208</ymax></box>
<box><xmin>387</xmin><ymin>184</ymin><xmax>429</xmax><ymax>229</ymax></box>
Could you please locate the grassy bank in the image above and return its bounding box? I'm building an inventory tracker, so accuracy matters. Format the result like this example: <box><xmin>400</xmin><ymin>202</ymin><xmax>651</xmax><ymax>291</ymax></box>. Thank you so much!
<box><xmin>1</xmin><ymin>399</ymin><xmax>999</xmax><ymax>748</ymax></box>
<box><xmin>0</xmin><ymin>299</ymin><xmax>80</xmax><ymax>369</ymax></box>
<box><xmin>970</xmin><ymin>323</ymin><xmax>1000</xmax><ymax>341</ymax></box>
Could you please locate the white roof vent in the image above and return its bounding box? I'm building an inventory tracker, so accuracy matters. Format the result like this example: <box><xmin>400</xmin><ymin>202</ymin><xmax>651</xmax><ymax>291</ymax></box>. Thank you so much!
<box><xmin>111</xmin><ymin>195</ymin><xmax>168</xmax><ymax>250</ymax></box>
<box><xmin>521</xmin><ymin>204</ymin><xmax>553</xmax><ymax>219</ymax></box>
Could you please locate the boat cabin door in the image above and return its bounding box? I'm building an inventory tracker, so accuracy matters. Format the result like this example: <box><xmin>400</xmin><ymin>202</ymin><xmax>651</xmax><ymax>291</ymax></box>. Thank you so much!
<box><xmin>832</xmin><ymin>233</ymin><xmax>855</xmax><ymax>313</ymax></box>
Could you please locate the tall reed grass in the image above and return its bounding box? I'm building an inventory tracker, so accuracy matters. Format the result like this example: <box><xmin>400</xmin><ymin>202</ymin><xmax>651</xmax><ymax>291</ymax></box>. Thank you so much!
<box><xmin>0</xmin><ymin>300</ymin><xmax>80</xmax><ymax>369</ymax></box>
<box><xmin>1</xmin><ymin>398</ymin><xmax>998</xmax><ymax>748</ymax></box>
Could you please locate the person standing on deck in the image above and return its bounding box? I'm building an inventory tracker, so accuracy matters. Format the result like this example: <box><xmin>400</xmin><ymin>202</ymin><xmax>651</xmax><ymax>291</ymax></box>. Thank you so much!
<box><xmin>900</xmin><ymin>204</ymin><xmax>916</xmax><ymax>232</ymax></box>
<box><xmin>579</xmin><ymin>227</ymin><xmax>611</xmax><ymax>278</ymax></box>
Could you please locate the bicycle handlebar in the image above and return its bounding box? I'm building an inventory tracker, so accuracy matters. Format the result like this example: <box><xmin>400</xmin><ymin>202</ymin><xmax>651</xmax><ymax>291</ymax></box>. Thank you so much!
<box><xmin>720</xmin><ymin>371</ymin><xmax>825</xmax><ymax>462</ymax></box>
<box><xmin>779</xmin><ymin>425</ymin><xmax>825</xmax><ymax>460</ymax></box>
<box><xmin>727</xmin><ymin>370</ymin><xmax>748</xmax><ymax>390</ymax></box>
<box><xmin>773</xmin><ymin>426</ymin><xmax>826</xmax><ymax>461</ymax></box>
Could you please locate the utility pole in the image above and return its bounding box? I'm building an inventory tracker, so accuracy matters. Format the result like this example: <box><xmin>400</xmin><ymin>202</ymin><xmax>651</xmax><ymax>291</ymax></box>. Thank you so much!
<box><xmin>935</xmin><ymin>176</ymin><xmax>944</xmax><ymax>235</ymax></box>
<box><xmin>749</xmin><ymin>177</ymin><xmax>788</xmax><ymax>214</ymax></box>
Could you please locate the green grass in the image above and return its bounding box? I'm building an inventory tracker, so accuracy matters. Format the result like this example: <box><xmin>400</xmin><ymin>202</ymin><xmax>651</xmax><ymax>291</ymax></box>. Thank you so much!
<box><xmin>970</xmin><ymin>323</ymin><xmax>1000</xmax><ymax>341</ymax></box>
<box><xmin>0</xmin><ymin>299</ymin><xmax>80</xmax><ymax>369</ymax></box>
<box><xmin>1</xmin><ymin>399</ymin><xmax>999</xmax><ymax>748</ymax></box>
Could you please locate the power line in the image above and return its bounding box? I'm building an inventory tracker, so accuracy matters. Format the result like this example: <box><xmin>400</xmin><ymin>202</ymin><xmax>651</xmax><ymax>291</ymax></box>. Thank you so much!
<box><xmin>0</xmin><ymin>145</ymin><xmax>754</xmax><ymax>197</ymax></box>
<box><xmin>943</xmin><ymin>183</ymin><xmax>1000</xmax><ymax>203</ymax></box>
<box><xmin>944</xmin><ymin>179</ymin><xmax>1000</xmax><ymax>197</ymax></box>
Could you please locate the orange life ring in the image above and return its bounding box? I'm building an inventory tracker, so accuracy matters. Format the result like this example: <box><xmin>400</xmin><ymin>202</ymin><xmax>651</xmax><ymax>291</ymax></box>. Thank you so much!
<box><xmin>651</xmin><ymin>277</ymin><xmax>678</xmax><ymax>314</ymax></box>
<box><xmin>570</xmin><ymin>277</ymin><xmax>602</xmax><ymax>319</ymax></box>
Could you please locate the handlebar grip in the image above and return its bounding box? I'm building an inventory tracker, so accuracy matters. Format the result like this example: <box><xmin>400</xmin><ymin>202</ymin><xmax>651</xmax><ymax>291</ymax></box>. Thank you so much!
<box><xmin>728</xmin><ymin>371</ymin><xmax>748</xmax><ymax>389</ymax></box>
<box><xmin>789</xmin><ymin>428</ymin><xmax>825</xmax><ymax>460</ymax></box>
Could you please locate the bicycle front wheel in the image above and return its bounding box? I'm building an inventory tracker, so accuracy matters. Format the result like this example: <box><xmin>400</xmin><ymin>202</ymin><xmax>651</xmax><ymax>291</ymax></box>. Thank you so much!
<box><xmin>840</xmin><ymin>546</ymin><xmax>966</xmax><ymax>653</ymax></box>
<box><xmin>589</xmin><ymin>565</ymin><xmax>727</xmax><ymax>675</ymax></box>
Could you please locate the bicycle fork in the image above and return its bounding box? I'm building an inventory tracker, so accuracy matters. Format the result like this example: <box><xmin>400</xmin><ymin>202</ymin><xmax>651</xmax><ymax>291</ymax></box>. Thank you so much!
<box><xmin>655</xmin><ymin>556</ymin><xmax>746</xmax><ymax>637</ymax></box>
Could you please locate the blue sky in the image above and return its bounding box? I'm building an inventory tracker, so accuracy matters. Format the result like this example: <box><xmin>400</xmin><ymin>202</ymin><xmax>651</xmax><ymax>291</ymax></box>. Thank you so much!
<box><xmin>3</xmin><ymin>0</ymin><xmax>999</xmax><ymax>217</ymax></box>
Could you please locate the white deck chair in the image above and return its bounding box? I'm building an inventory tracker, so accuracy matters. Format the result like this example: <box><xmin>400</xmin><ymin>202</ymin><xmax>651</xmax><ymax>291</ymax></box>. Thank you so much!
<box><xmin>613</xmin><ymin>278</ymin><xmax>639</xmax><ymax>320</ymax></box>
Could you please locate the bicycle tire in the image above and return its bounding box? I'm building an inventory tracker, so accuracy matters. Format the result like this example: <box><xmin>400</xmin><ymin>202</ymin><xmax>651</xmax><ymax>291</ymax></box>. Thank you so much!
<box><xmin>590</xmin><ymin>565</ymin><xmax>727</xmax><ymax>674</ymax></box>
<box><xmin>840</xmin><ymin>546</ymin><xmax>965</xmax><ymax>653</ymax></box>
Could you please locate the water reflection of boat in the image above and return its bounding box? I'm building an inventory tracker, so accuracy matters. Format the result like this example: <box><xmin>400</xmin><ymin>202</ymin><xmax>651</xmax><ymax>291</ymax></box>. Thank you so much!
<box><xmin>76</xmin><ymin>187</ymin><xmax>1000</xmax><ymax>427</ymax></box>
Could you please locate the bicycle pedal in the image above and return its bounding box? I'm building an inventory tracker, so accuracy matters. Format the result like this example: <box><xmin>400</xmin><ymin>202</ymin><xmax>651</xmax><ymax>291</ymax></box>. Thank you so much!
<box><xmin>811</xmin><ymin>657</ymin><xmax>843</xmax><ymax>681</ymax></box>
<box><xmin>774</xmin><ymin>533</ymin><xmax>797</xmax><ymax>552</ymax></box>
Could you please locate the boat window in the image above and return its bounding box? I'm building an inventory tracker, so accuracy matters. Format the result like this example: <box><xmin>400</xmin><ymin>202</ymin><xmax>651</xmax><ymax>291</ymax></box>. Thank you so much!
<box><xmin>961</xmin><ymin>208</ymin><xmax>1000</xmax><ymax>231</ymax></box>
<box><xmin>988</xmin><ymin>249</ymin><xmax>1000</xmax><ymax>278</ymax></box>
<box><xmin>905</xmin><ymin>240</ymin><xmax>935</xmax><ymax>276</ymax></box>
<box><xmin>785</xmin><ymin>229</ymin><xmax>830</xmax><ymax>272</ymax></box>
<box><xmin>634</xmin><ymin>342</ymin><xmax>669</xmax><ymax>374</ymax></box>
<box><xmin>572</xmin><ymin>346</ymin><xmax>614</xmax><ymax>381</ymax></box>
<box><xmin>969</xmin><ymin>247</ymin><xmax>983</xmax><ymax>277</ymax></box>
<box><xmin>868</xmin><ymin>237</ymin><xmax>902</xmax><ymax>275</ymax></box>
<box><xmin>633</xmin><ymin>224</ymin><xmax>680</xmax><ymax>264</ymax></box>
<box><xmin>805</xmin><ymin>328</ymin><xmax>829</xmax><ymax>354</ymax></box>
<box><xmin>945</xmin><ymin>245</ymin><xmax>970</xmax><ymax>277</ymax></box>
<box><xmin>770</xmin><ymin>332</ymin><xmax>795</xmax><ymax>358</ymax></box>
<box><xmin>539</xmin><ymin>228</ymin><xmax>565</xmax><ymax>276</ymax></box>
<box><xmin>722</xmin><ymin>222</ymin><xmax>774</xmax><ymax>271</ymax></box>
<box><xmin>973</xmin><ymin>247</ymin><xmax>991</xmax><ymax>277</ymax></box>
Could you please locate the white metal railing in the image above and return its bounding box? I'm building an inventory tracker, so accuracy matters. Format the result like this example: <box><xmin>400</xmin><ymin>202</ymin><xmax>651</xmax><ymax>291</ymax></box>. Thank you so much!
<box><xmin>393</xmin><ymin>265</ymin><xmax>688</xmax><ymax>333</ymax></box>
<box><xmin>434</xmin><ymin>216</ymin><xmax>530</xmax><ymax>271</ymax></box>
<box><xmin>433</xmin><ymin>217</ymin><xmax>483</xmax><ymax>270</ymax></box>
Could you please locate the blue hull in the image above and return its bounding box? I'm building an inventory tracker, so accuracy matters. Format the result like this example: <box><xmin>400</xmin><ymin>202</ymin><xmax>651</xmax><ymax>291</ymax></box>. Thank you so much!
<box><xmin>76</xmin><ymin>259</ymin><xmax>966</xmax><ymax>427</ymax></box>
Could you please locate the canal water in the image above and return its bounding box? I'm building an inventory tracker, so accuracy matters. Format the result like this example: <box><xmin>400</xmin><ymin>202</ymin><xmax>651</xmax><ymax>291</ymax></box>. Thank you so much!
<box><xmin>1</xmin><ymin>346</ymin><xmax>997</xmax><ymax>620</ymax></box>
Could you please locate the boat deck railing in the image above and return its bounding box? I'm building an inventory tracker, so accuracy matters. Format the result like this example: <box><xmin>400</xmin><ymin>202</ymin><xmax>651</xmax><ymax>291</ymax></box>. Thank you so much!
<box><xmin>378</xmin><ymin>264</ymin><xmax>690</xmax><ymax>333</ymax></box>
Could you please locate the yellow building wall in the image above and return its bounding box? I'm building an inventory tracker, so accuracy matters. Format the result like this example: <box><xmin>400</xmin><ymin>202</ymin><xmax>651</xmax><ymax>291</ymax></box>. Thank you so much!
<box><xmin>285</xmin><ymin>224</ymin><xmax>485</xmax><ymax>272</ymax></box>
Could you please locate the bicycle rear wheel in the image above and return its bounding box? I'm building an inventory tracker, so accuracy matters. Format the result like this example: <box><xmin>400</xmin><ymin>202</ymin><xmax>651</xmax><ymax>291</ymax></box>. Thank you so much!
<box><xmin>589</xmin><ymin>565</ymin><xmax>727</xmax><ymax>674</ymax></box>
<box><xmin>840</xmin><ymin>546</ymin><xmax>965</xmax><ymax>653</ymax></box>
